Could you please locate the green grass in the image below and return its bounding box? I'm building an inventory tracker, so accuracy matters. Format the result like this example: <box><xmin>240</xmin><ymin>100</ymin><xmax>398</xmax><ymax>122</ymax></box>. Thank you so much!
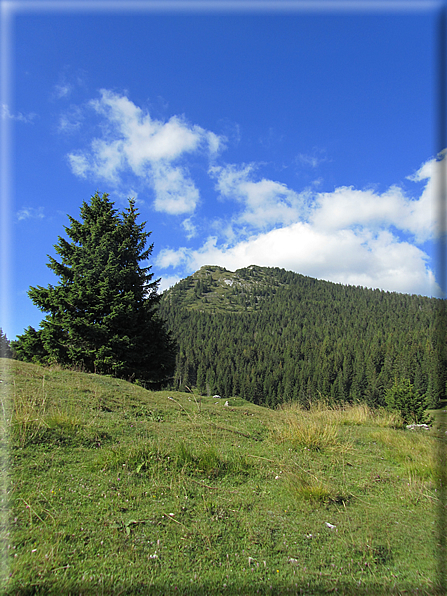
<box><xmin>0</xmin><ymin>358</ymin><xmax>445</xmax><ymax>595</ymax></box>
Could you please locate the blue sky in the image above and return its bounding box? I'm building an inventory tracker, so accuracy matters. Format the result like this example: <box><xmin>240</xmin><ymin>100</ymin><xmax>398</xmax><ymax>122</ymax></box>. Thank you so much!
<box><xmin>1</xmin><ymin>1</ymin><xmax>446</xmax><ymax>341</ymax></box>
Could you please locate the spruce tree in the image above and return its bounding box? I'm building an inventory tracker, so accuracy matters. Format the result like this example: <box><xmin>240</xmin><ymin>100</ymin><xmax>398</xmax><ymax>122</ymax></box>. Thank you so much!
<box><xmin>13</xmin><ymin>192</ymin><xmax>176</xmax><ymax>384</ymax></box>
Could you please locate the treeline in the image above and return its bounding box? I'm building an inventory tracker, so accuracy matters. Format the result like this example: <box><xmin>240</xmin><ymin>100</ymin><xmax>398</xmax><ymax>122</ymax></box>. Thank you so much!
<box><xmin>159</xmin><ymin>267</ymin><xmax>445</xmax><ymax>409</ymax></box>
<box><xmin>0</xmin><ymin>328</ymin><xmax>12</xmax><ymax>359</ymax></box>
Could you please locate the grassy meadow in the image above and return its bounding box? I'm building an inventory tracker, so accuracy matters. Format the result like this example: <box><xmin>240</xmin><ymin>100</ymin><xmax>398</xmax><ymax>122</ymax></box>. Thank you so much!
<box><xmin>0</xmin><ymin>358</ymin><xmax>445</xmax><ymax>595</ymax></box>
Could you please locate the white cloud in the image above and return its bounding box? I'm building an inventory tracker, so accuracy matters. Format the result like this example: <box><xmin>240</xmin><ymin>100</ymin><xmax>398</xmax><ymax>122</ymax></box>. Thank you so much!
<box><xmin>17</xmin><ymin>207</ymin><xmax>44</xmax><ymax>221</ymax></box>
<box><xmin>181</xmin><ymin>217</ymin><xmax>197</xmax><ymax>239</ymax></box>
<box><xmin>209</xmin><ymin>158</ymin><xmax>439</xmax><ymax>245</ymax></box>
<box><xmin>297</xmin><ymin>153</ymin><xmax>323</xmax><ymax>168</ymax></box>
<box><xmin>54</xmin><ymin>83</ymin><xmax>72</xmax><ymax>99</ymax></box>
<box><xmin>151</xmin><ymin>162</ymin><xmax>200</xmax><ymax>215</ymax></box>
<box><xmin>52</xmin><ymin>70</ymin><xmax>87</xmax><ymax>103</ymax></box>
<box><xmin>207</xmin><ymin>131</ymin><xmax>225</xmax><ymax>156</ymax></box>
<box><xmin>89</xmin><ymin>137</ymin><xmax>125</xmax><ymax>184</ymax></box>
<box><xmin>407</xmin><ymin>150</ymin><xmax>447</xmax><ymax>239</ymax></box>
<box><xmin>65</xmin><ymin>91</ymin><xmax>444</xmax><ymax>296</ymax></box>
<box><xmin>90</xmin><ymin>90</ymin><xmax>201</xmax><ymax>165</ymax></box>
<box><xmin>158</xmin><ymin>275</ymin><xmax>182</xmax><ymax>293</ymax></box>
<box><xmin>68</xmin><ymin>90</ymin><xmax>225</xmax><ymax>215</ymax></box>
<box><xmin>67</xmin><ymin>152</ymin><xmax>90</xmax><ymax>178</ymax></box>
<box><xmin>210</xmin><ymin>163</ymin><xmax>310</xmax><ymax>230</ymax></box>
<box><xmin>156</xmin><ymin>246</ymin><xmax>191</xmax><ymax>270</ymax></box>
<box><xmin>157</xmin><ymin>152</ymin><xmax>445</xmax><ymax>298</ymax></box>
<box><xmin>58</xmin><ymin>105</ymin><xmax>84</xmax><ymax>133</ymax></box>
<box><xmin>311</xmin><ymin>183</ymin><xmax>434</xmax><ymax>243</ymax></box>
<box><xmin>2</xmin><ymin>104</ymin><xmax>36</xmax><ymax>123</ymax></box>
<box><xmin>156</xmin><ymin>224</ymin><xmax>440</xmax><ymax>297</ymax></box>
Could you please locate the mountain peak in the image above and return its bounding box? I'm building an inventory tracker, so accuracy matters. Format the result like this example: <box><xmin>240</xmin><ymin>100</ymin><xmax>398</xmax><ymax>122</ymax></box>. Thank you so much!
<box><xmin>161</xmin><ymin>265</ymin><xmax>290</xmax><ymax>313</ymax></box>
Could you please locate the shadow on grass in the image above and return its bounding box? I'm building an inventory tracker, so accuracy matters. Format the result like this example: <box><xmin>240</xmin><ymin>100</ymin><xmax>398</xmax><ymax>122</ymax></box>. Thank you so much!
<box><xmin>3</xmin><ymin>580</ymin><xmax>444</xmax><ymax>596</ymax></box>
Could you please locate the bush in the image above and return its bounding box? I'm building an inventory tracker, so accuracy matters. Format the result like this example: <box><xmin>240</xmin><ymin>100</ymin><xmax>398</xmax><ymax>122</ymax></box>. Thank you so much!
<box><xmin>385</xmin><ymin>378</ymin><xmax>430</xmax><ymax>425</ymax></box>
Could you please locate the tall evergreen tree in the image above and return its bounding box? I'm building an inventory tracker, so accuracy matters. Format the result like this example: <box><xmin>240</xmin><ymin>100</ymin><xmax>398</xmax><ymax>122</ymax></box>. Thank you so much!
<box><xmin>13</xmin><ymin>192</ymin><xmax>176</xmax><ymax>384</ymax></box>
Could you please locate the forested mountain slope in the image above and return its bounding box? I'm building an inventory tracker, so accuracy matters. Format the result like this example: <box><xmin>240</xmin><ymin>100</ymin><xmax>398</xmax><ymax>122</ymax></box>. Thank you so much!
<box><xmin>159</xmin><ymin>265</ymin><xmax>445</xmax><ymax>408</ymax></box>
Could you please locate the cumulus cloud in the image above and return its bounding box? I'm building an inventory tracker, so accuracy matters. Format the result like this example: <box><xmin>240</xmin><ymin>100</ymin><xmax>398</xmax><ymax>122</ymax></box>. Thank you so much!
<box><xmin>158</xmin><ymin>275</ymin><xmax>182</xmax><ymax>293</ymax></box>
<box><xmin>210</xmin><ymin>163</ymin><xmax>310</xmax><ymax>230</ymax></box>
<box><xmin>156</xmin><ymin>246</ymin><xmax>191</xmax><ymax>270</ymax></box>
<box><xmin>65</xmin><ymin>90</ymin><xmax>444</xmax><ymax>296</ymax></box>
<box><xmin>311</xmin><ymin>183</ymin><xmax>434</xmax><ymax>244</ymax></box>
<box><xmin>151</xmin><ymin>162</ymin><xmax>200</xmax><ymax>215</ymax></box>
<box><xmin>67</xmin><ymin>152</ymin><xmax>89</xmax><ymax>178</ymax></box>
<box><xmin>156</xmin><ymin>152</ymin><xmax>445</xmax><ymax>298</ymax></box>
<box><xmin>156</xmin><ymin>224</ymin><xmax>440</xmax><ymax>297</ymax></box>
<box><xmin>67</xmin><ymin>90</ymin><xmax>225</xmax><ymax>215</ymax></box>
<box><xmin>208</xmin><ymin>154</ymin><xmax>440</xmax><ymax>244</ymax></box>
<box><xmin>407</xmin><ymin>149</ymin><xmax>447</xmax><ymax>239</ymax></box>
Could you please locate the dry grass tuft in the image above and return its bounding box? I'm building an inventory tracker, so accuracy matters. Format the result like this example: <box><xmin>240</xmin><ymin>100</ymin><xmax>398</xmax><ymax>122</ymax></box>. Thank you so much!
<box><xmin>280</xmin><ymin>400</ymin><xmax>401</xmax><ymax>427</ymax></box>
<box><xmin>273</xmin><ymin>400</ymin><xmax>402</xmax><ymax>452</ymax></box>
<box><xmin>274</xmin><ymin>406</ymin><xmax>340</xmax><ymax>451</ymax></box>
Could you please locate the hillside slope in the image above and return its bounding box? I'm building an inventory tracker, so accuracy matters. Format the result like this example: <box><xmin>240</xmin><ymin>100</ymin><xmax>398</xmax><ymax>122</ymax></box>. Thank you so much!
<box><xmin>1</xmin><ymin>358</ymin><xmax>443</xmax><ymax>594</ymax></box>
<box><xmin>159</xmin><ymin>266</ymin><xmax>444</xmax><ymax>408</ymax></box>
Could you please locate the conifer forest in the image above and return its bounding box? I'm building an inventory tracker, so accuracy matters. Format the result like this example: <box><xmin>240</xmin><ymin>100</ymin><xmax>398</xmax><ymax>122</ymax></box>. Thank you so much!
<box><xmin>159</xmin><ymin>265</ymin><xmax>446</xmax><ymax>409</ymax></box>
